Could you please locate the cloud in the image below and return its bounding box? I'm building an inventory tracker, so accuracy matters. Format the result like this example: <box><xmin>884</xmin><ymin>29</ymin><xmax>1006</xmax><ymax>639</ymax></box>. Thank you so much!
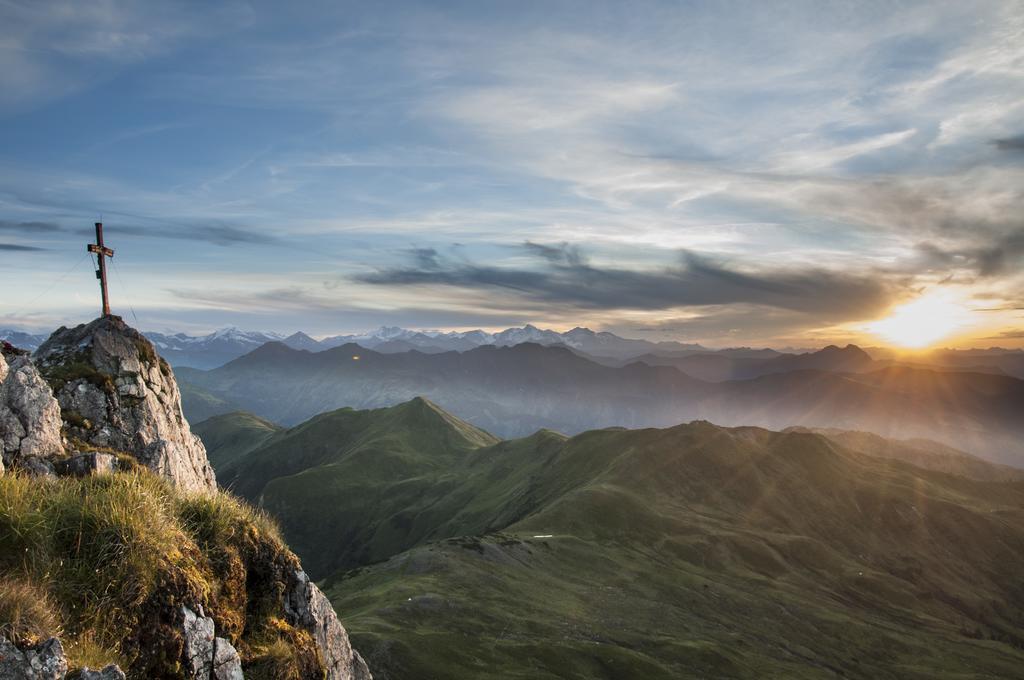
<box><xmin>358</xmin><ymin>243</ymin><xmax>894</xmax><ymax>320</ymax></box>
<box><xmin>915</xmin><ymin>229</ymin><xmax>1024</xmax><ymax>277</ymax></box>
<box><xmin>0</xmin><ymin>243</ymin><xmax>47</xmax><ymax>251</ymax></box>
<box><xmin>0</xmin><ymin>220</ymin><xmax>63</xmax><ymax>233</ymax></box>
<box><xmin>992</xmin><ymin>135</ymin><xmax>1024</xmax><ymax>152</ymax></box>
<box><xmin>984</xmin><ymin>330</ymin><xmax>1024</xmax><ymax>340</ymax></box>
<box><xmin>73</xmin><ymin>223</ymin><xmax>276</xmax><ymax>246</ymax></box>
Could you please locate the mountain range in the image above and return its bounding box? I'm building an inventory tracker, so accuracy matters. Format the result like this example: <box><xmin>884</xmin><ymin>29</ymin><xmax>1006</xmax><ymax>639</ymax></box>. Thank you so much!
<box><xmin>178</xmin><ymin>341</ymin><xmax>1024</xmax><ymax>466</ymax></box>
<box><xmin>1</xmin><ymin>325</ymin><xmax>722</xmax><ymax>368</ymax></box>
<box><xmin>195</xmin><ymin>398</ymin><xmax>1024</xmax><ymax>679</ymax></box>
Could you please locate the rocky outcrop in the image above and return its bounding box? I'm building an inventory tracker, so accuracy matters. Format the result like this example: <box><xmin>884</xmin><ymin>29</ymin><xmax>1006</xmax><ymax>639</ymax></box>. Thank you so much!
<box><xmin>35</xmin><ymin>316</ymin><xmax>215</xmax><ymax>492</ymax></box>
<box><xmin>2</xmin><ymin>318</ymin><xmax>370</xmax><ymax>678</ymax></box>
<box><xmin>0</xmin><ymin>348</ymin><xmax>64</xmax><ymax>473</ymax></box>
<box><xmin>0</xmin><ymin>637</ymin><xmax>68</xmax><ymax>680</ymax></box>
<box><xmin>177</xmin><ymin>575</ymin><xmax>370</xmax><ymax>680</ymax></box>
<box><xmin>179</xmin><ymin>605</ymin><xmax>243</xmax><ymax>679</ymax></box>
<box><xmin>285</xmin><ymin>570</ymin><xmax>372</xmax><ymax>680</ymax></box>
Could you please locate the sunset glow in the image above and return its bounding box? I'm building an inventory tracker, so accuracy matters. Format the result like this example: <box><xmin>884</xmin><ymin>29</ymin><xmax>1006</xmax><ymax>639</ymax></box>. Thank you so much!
<box><xmin>867</xmin><ymin>294</ymin><xmax>969</xmax><ymax>348</ymax></box>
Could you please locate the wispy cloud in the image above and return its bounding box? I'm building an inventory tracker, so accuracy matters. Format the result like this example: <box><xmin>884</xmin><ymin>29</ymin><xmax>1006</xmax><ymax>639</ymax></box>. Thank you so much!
<box><xmin>0</xmin><ymin>220</ymin><xmax>63</xmax><ymax>233</ymax></box>
<box><xmin>0</xmin><ymin>243</ymin><xmax>47</xmax><ymax>251</ymax></box>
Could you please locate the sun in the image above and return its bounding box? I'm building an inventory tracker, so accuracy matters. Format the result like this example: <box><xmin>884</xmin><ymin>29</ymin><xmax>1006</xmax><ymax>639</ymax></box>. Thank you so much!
<box><xmin>867</xmin><ymin>293</ymin><xmax>968</xmax><ymax>349</ymax></box>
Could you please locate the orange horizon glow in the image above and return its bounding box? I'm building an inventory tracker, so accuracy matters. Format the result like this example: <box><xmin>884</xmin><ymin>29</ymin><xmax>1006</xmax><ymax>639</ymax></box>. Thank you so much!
<box><xmin>864</xmin><ymin>293</ymin><xmax>972</xmax><ymax>349</ymax></box>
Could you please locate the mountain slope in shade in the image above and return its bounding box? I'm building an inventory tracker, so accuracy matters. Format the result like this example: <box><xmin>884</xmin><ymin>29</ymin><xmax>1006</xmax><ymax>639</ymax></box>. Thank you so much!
<box><xmin>624</xmin><ymin>343</ymin><xmax>875</xmax><ymax>381</ymax></box>
<box><xmin>180</xmin><ymin>342</ymin><xmax>1024</xmax><ymax>465</ymax></box>
<box><xmin>197</xmin><ymin>399</ymin><xmax>1024</xmax><ymax>679</ymax></box>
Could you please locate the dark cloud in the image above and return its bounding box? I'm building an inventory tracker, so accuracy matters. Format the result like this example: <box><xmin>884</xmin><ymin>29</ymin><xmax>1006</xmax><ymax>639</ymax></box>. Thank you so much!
<box><xmin>357</xmin><ymin>243</ymin><xmax>894</xmax><ymax>320</ymax></box>
<box><xmin>915</xmin><ymin>228</ymin><xmax>1024</xmax><ymax>277</ymax></box>
<box><xmin>165</xmin><ymin>286</ymin><xmax>527</xmax><ymax>329</ymax></box>
<box><xmin>0</xmin><ymin>220</ymin><xmax>62</xmax><ymax>232</ymax></box>
<box><xmin>0</xmin><ymin>243</ymin><xmax>47</xmax><ymax>251</ymax></box>
<box><xmin>992</xmin><ymin>135</ymin><xmax>1024</xmax><ymax>152</ymax></box>
<box><xmin>522</xmin><ymin>241</ymin><xmax>585</xmax><ymax>266</ymax></box>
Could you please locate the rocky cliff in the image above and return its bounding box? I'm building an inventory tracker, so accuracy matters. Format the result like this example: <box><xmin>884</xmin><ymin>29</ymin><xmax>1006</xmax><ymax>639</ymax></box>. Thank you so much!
<box><xmin>0</xmin><ymin>317</ymin><xmax>371</xmax><ymax>680</ymax></box>
<box><xmin>33</xmin><ymin>316</ymin><xmax>215</xmax><ymax>492</ymax></box>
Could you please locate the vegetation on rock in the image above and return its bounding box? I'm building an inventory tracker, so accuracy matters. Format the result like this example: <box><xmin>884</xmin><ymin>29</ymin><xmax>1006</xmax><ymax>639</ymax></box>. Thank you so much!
<box><xmin>0</xmin><ymin>471</ymin><xmax>327</xmax><ymax>678</ymax></box>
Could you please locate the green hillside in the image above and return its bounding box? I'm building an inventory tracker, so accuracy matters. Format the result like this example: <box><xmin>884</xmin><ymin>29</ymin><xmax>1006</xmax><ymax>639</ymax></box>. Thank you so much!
<box><xmin>199</xmin><ymin>399</ymin><xmax>1024</xmax><ymax>679</ymax></box>
<box><xmin>212</xmin><ymin>397</ymin><xmax>501</xmax><ymax>576</ymax></box>
<box><xmin>325</xmin><ymin>424</ymin><xmax>1024</xmax><ymax>679</ymax></box>
<box><xmin>193</xmin><ymin>411</ymin><xmax>282</xmax><ymax>470</ymax></box>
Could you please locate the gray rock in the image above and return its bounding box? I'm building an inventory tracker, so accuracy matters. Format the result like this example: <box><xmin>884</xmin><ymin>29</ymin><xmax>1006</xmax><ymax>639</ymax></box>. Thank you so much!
<box><xmin>16</xmin><ymin>456</ymin><xmax>55</xmax><ymax>478</ymax></box>
<box><xmin>284</xmin><ymin>570</ymin><xmax>371</xmax><ymax>680</ymax></box>
<box><xmin>0</xmin><ymin>352</ymin><xmax>64</xmax><ymax>471</ymax></box>
<box><xmin>180</xmin><ymin>605</ymin><xmax>215</xmax><ymax>679</ymax></box>
<box><xmin>0</xmin><ymin>637</ymin><xmax>68</xmax><ymax>680</ymax></box>
<box><xmin>35</xmin><ymin>317</ymin><xmax>215</xmax><ymax>492</ymax></box>
<box><xmin>54</xmin><ymin>453</ymin><xmax>116</xmax><ymax>477</ymax></box>
<box><xmin>212</xmin><ymin>638</ymin><xmax>244</xmax><ymax>680</ymax></box>
<box><xmin>75</xmin><ymin>665</ymin><xmax>126</xmax><ymax>679</ymax></box>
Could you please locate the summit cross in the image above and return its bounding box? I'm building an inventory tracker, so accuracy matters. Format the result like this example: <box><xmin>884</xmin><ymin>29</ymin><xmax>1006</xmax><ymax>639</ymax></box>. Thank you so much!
<box><xmin>87</xmin><ymin>222</ymin><xmax>115</xmax><ymax>317</ymax></box>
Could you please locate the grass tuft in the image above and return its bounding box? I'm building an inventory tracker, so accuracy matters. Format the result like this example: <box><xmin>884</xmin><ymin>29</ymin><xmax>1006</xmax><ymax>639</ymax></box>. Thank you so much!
<box><xmin>0</xmin><ymin>576</ymin><xmax>61</xmax><ymax>645</ymax></box>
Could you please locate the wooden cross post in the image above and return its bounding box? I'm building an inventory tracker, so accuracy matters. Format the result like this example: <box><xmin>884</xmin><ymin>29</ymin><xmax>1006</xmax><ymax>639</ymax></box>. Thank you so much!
<box><xmin>87</xmin><ymin>222</ymin><xmax>115</xmax><ymax>317</ymax></box>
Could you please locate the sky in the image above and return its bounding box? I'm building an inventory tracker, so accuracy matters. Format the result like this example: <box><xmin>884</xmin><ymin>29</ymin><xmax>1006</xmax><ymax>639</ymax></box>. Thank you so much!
<box><xmin>1</xmin><ymin>0</ymin><xmax>1022</xmax><ymax>348</ymax></box>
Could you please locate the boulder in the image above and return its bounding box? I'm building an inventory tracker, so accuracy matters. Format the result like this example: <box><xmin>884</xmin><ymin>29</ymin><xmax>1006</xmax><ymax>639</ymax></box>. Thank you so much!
<box><xmin>0</xmin><ymin>351</ymin><xmax>64</xmax><ymax>471</ymax></box>
<box><xmin>284</xmin><ymin>570</ymin><xmax>371</xmax><ymax>680</ymax></box>
<box><xmin>54</xmin><ymin>453</ymin><xmax>116</xmax><ymax>478</ymax></box>
<box><xmin>0</xmin><ymin>637</ymin><xmax>68</xmax><ymax>680</ymax></box>
<box><xmin>35</xmin><ymin>317</ymin><xmax>215</xmax><ymax>492</ymax></box>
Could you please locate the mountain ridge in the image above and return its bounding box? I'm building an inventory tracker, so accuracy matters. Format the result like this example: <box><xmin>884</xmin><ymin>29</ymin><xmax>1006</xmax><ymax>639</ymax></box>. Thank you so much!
<box><xmin>180</xmin><ymin>340</ymin><xmax>1024</xmax><ymax>466</ymax></box>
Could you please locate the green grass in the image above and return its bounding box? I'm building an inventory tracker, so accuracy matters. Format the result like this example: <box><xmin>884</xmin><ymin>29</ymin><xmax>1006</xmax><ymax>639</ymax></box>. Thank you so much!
<box><xmin>0</xmin><ymin>472</ymin><xmax>321</xmax><ymax>679</ymax></box>
<box><xmin>330</xmin><ymin>532</ymin><xmax>1024</xmax><ymax>680</ymax></box>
